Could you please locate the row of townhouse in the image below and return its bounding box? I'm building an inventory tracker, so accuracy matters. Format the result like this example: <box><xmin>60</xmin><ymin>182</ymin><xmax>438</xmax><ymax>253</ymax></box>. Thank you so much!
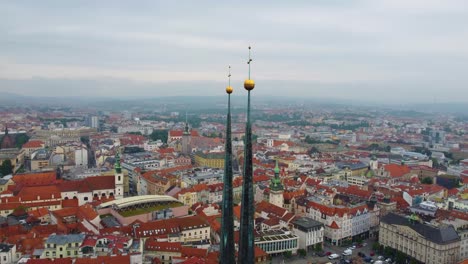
<box><xmin>304</xmin><ymin>200</ymin><xmax>380</xmax><ymax>246</ymax></box>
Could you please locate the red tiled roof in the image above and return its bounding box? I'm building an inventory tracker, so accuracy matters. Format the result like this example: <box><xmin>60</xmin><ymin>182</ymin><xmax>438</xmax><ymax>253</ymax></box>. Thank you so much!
<box><xmin>169</xmin><ymin>130</ymin><xmax>199</xmax><ymax>137</ymax></box>
<box><xmin>58</xmin><ymin>176</ymin><xmax>115</xmax><ymax>193</ymax></box>
<box><xmin>384</xmin><ymin>164</ymin><xmax>411</xmax><ymax>178</ymax></box>
<box><xmin>18</xmin><ymin>185</ymin><xmax>61</xmax><ymax>201</ymax></box>
<box><xmin>13</xmin><ymin>172</ymin><xmax>57</xmax><ymax>186</ymax></box>
<box><xmin>158</xmin><ymin>148</ymin><xmax>175</xmax><ymax>154</ymax></box>
<box><xmin>253</xmin><ymin>174</ymin><xmax>270</xmax><ymax>183</ymax></box>
<box><xmin>336</xmin><ymin>185</ymin><xmax>372</xmax><ymax>199</ymax></box>
<box><xmin>283</xmin><ymin>189</ymin><xmax>306</xmax><ymax>201</ymax></box>
<box><xmin>329</xmin><ymin>221</ymin><xmax>340</xmax><ymax>229</ymax></box>
<box><xmin>30</xmin><ymin>225</ymin><xmax>59</xmax><ymax>238</ymax></box>
<box><xmin>29</xmin><ymin>207</ymin><xmax>49</xmax><ymax>218</ymax></box>
<box><xmin>181</xmin><ymin>247</ymin><xmax>208</xmax><ymax>258</ymax></box>
<box><xmin>254</xmin><ymin>246</ymin><xmax>268</xmax><ymax>258</ymax></box>
<box><xmin>61</xmin><ymin>198</ymin><xmax>79</xmax><ymax>208</ymax></box>
<box><xmin>461</xmin><ymin>176</ymin><xmax>468</xmax><ymax>185</ymax></box>
<box><xmin>74</xmin><ymin>255</ymin><xmax>131</xmax><ymax>264</ymax></box>
<box><xmin>391</xmin><ymin>196</ymin><xmax>410</xmax><ymax>209</ymax></box>
<box><xmin>145</xmin><ymin>240</ymin><xmax>182</xmax><ymax>252</ymax></box>
<box><xmin>233</xmin><ymin>206</ymin><xmax>241</xmax><ymax>220</ymax></box>
<box><xmin>307</xmin><ymin>200</ymin><xmax>369</xmax><ymax>218</ymax></box>
<box><xmin>27</xmin><ymin>259</ymin><xmax>73</xmax><ymax>264</ymax></box>
<box><xmin>263</xmin><ymin>217</ymin><xmax>280</xmax><ymax>227</ymax></box>
<box><xmin>273</xmin><ymin>140</ymin><xmax>294</xmax><ymax>147</ymax></box>
<box><xmin>22</xmin><ymin>140</ymin><xmax>45</xmax><ymax>148</ymax></box>
<box><xmin>256</xmin><ymin>200</ymin><xmax>288</xmax><ymax>218</ymax></box>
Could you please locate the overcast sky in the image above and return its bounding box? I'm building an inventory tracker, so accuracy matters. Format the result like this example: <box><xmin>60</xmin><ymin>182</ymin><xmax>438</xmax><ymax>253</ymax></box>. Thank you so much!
<box><xmin>1</xmin><ymin>0</ymin><xmax>468</xmax><ymax>102</ymax></box>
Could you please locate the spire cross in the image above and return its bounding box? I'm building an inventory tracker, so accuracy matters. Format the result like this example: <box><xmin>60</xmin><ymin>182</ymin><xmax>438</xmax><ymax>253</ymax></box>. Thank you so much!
<box><xmin>247</xmin><ymin>46</ymin><xmax>253</xmax><ymax>79</ymax></box>
<box><xmin>228</xmin><ymin>65</ymin><xmax>231</xmax><ymax>87</ymax></box>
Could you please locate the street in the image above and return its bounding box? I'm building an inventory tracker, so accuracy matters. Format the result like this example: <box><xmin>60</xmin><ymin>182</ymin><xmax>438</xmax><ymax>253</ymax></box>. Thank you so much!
<box><xmin>271</xmin><ymin>238</ymin><xmax>378</xmax><ymax>264</ymax></box>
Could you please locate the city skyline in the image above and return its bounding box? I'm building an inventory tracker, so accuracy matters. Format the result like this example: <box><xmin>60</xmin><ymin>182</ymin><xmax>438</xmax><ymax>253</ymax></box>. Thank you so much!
<box><xmin>1</xmin><ymin>1</ymin><xmax>468</xmax><ymax>102</ymax></box>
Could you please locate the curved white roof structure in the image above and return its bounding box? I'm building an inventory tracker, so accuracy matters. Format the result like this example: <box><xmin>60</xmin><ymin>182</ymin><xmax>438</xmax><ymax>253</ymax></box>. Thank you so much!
<box><xmin>98</xmin><ymin>195</ymin><xmax>179</xmax><ymax>209</ymax></box>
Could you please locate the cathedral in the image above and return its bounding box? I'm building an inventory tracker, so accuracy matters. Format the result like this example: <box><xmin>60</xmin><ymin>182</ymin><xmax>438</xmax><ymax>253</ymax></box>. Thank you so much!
<box><xmin>0</xmin><ymin>127</ymin><xmax>16</xmax><ymax>149</ymax></box>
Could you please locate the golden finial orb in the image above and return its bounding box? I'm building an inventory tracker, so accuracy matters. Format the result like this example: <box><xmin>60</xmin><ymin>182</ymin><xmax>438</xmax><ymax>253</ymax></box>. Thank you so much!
<box><xmin>244</xmin><ymin>79</ymin><xmax>255</xmax><ymax>91</ymax></box>
<box><xmin>226</xmin><ymin>86</ymin><xmax>233</xmax><ymax>94</ymax></box>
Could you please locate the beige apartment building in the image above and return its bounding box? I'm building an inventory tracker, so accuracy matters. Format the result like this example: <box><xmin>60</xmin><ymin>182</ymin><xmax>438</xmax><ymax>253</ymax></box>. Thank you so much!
<box><xmin>379</xmin><ymin>213</ymin><xmax>460</xmax><ymax>264</ymax></box>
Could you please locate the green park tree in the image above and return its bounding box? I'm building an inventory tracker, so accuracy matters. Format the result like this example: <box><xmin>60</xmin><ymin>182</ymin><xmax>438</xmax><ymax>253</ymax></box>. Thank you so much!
<box><xmin>421</xmin><ymin>177</ymin><xmax>433</xmax><ymax>184</ymax></box>
<box><xmin>149</xmin><ymin>130</ymin><xmax>169</xmax><ymax>143</ymax></box>
<box><xmin>0</xmin><ymin>160</ymin><xmax>13</xmax><ymax>176</ymax></box>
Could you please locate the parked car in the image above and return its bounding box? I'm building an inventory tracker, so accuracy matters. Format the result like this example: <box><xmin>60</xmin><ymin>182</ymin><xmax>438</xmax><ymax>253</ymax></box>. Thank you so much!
<box><xmin>363</xmin><ymin>243</ymin><xmax>368</xmax><ymax>246</ymax></box>
<box><xmin>326</xmin><ymin>251</ymin><xmax>332</xmax><ymax>256</ymax></box>
<box><xmin>329</xmin><ymin>253</ymin><xmax>340</xmax><ymax>260</ymax></box>
<box><xmin>370</xmin><ymin>251</ymin><xmax>375</xmax><ymax>256</ymax></box>
<box><xmin>349</xmin><ymin>245</ymin><xmax>356</xmax><ymax>249</ymax></box>
<box><xmin>317</xmin><ymin>251</ymin><xmax>327</xmax><ymax>257</ymax></box>
<box><xmin>385</xmin><ymin>258</ymin><xmax>392</xmax><ymax>263</ymax></box>
<box><xmin>378</xmin><ymin>256</ymin><xmax>384</xmax><ymax>260</ymax></box>
<box><xmin>364</xmin><ymin>256</ymin><xmax>373</xmax><ymax>263</ymax></box>
<box><xmin>358</xmin><ymin>252</ymin><xmax>365</xmax><ymax>257</ymax></box>
<box><xmin>343</xmin><ymin>249</ymin><xmax>352</xmax><ymax>256</ymax></box>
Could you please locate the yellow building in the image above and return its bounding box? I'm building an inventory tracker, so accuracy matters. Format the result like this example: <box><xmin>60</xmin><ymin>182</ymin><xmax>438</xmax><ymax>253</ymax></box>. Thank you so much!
<box><xmin>0</xmin><ymin>148</ymin><xmax>25</xmax><ymax>173</ymax></box>
<box><xmin>379</xmin><ymin>213</ymin><xmax>460</xmax><ymax>264</ymax></box>
<box><xmin>41</xmin><ymin>234</ymin><xmax>85</xmax><ymax>259</ymax></box>
<box><xmin>0</xmin><ymin>178</ymin><xmax>13</xmax><ymax>192</ymax></box>
<box><xmin>178</xmin><ymin>190</ymin><xmax>197</xmax><ymax>207</ymax></box>
<box><xmin>194</xmin><ymin>152</ymin><xmax>224</xmax><ymax>168</ymax></box>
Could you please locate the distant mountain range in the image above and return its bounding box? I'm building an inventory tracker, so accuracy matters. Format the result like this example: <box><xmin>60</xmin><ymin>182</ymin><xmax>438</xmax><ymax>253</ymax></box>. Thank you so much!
<box><xmin>0</xmin><ymin>91</ymin><xmax>466</xmax><ymax>115</ymax></box>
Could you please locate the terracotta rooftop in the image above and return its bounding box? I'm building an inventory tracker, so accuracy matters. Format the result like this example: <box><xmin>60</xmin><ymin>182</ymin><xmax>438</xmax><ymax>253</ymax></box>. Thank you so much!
<box><xmin>384</xmin><ymin>164</ymin><xmax>411</xmax><ymax>178</ymax></box>
<box><xmin>22</xmin><ymin>140</ymin><xmax>45</xmax><ymax>148</ymax></box>
<box><xmin>13</xmin><ymin>171</ymin><xmax>57</xmax><ymax>186</ymax></box>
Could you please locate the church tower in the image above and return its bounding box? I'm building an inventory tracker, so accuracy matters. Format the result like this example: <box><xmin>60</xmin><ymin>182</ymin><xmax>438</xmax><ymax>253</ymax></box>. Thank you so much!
<box><xmin>269</xmin><ymin>160</ymin><xmax>284</xmax><ymax>208</ymax></box>
<box><xmin>370</xmin><ymin>154</ymin><xmax>378</xmax><ymax>170</ymax></box>
<box><xmin>181</xmin><ymin>117</ymin><xmax>192</xmax><ymax>155</ymax></box>
<box><xmin>114</xmin><ymin>151</ymin><xmax>124</xmax><ymax>200</ymax></box>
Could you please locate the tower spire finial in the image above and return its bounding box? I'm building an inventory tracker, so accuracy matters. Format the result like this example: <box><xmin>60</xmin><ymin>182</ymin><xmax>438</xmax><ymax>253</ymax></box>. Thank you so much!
<box><xmin>239</xmin><ymin>46</ymin><xmax>255</xmax><ymax>264</ymax></box>
<box><xmin>228</xmin><ymin>65</ymin><xmax>231</xmax><ymax>86</ymax></box>
<box><xmin>247</xmin><ymin>46</ymin><xmax>252</xmax><ymax>79</ymax></box>
<box><xmin>220</xmin><ymin>65</ymin><xmax>234</xmax><ymax>264</ymax></box>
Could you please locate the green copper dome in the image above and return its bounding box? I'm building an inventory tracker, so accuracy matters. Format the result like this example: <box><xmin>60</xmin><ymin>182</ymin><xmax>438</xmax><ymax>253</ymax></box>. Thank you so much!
<box><xmin>274</xmin><ymin>160</ymin><xmax>280</xmax><ymax>174</ymax></box>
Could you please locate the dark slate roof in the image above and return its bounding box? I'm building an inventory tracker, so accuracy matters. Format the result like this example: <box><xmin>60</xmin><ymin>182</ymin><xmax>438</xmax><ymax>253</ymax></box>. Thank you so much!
<box><xmin>381</xmin><ymin>213</ymin><xmax>460</xmax><ymax>245</ymax></box>
<box><xmin>336</xmin><ymin>162</ymin><xmax>368</xmax><ymax>171</ymax></box>
<box><xmin>0</xmin><ymin>243</ymin><xmax>14</xmax><ymax>253</ymax></box>
<box><xmin>292</xmin><ymin>216</ymin><xmax>323</xmax><ymax>232</ymax></box>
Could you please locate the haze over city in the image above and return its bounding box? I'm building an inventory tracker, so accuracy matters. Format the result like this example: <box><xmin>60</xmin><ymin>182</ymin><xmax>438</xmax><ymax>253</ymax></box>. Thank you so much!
<box><xmin>2</xmin><ymin>2</ymin><xmax>468</xmax><ymax>264</ymax></box>
<box><xmin>1</xmin><ymin>0</ymin><xmax>468</xmax><ymax>102</ymax></box>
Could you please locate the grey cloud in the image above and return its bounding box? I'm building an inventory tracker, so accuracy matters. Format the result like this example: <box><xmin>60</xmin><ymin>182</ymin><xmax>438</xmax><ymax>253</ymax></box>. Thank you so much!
<box><xmin>0</xmin><ymin>0</ymin><xmax>467</xmax><ymax>102</ymax></box>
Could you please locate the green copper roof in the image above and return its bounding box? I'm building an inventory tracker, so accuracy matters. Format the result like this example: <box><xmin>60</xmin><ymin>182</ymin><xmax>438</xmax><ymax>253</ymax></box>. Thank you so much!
<box><xmin>270</xmin><ymin>160</ymin><xmax>283</xmax><ymax>191</ymax></box>
<box><xmin>114</xmin><ymin>151</ymin><xmax>122</xmax><ymax>174</ymax></box>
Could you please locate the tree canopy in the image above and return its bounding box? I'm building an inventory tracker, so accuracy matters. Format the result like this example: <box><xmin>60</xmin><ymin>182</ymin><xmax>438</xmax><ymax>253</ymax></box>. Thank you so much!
<box><xmin>150</xmin><ymin>130</ymin><xmax>168</xmax><ymax>143</ymax></box>
<box><xmin>0</xmin><ymin>160</ymin><xmax>13</xmax><ymax>176</ymax></box>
